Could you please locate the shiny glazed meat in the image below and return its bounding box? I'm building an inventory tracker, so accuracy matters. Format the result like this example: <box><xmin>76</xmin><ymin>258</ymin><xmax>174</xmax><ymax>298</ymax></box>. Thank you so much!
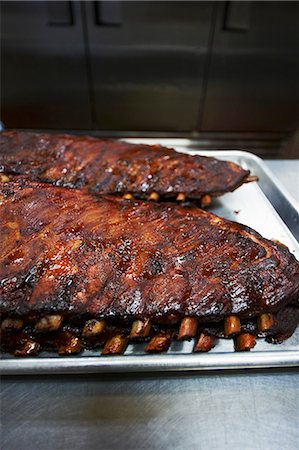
<box><xmin>0</xmin><ymin>130</ymin><xmax>250</xmax><ymax>201</ymax></box>
<box><xmin>1</xmin><ymin>180</ymin><xmax>298</xmax><ymax>356</ymax></box>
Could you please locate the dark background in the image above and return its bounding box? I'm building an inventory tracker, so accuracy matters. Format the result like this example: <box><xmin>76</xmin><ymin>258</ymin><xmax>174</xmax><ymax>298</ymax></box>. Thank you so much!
<box><xmin>1</xmin><ymin>1</ymin><xmax>298</xmax><ymax>156</ymax></box>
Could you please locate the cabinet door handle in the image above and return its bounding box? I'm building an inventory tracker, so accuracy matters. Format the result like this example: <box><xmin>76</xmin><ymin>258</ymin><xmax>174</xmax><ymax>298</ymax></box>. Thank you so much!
<box><xmin>47</xmin><ymin>1</ymin><xmax>74</xmax><ymax>26</ymax></box>
<box><xmin>94</xmin><ymin>1</ymin><xmax>122</xmax><ymax>27</ymax></box>
<box><xmin>223</xmin><ymin>1</ymin><xmax>251</xmax><ymax>32</ymax></box>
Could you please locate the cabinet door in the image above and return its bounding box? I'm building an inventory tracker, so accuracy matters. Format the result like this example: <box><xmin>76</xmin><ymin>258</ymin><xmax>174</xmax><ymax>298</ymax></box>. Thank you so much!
<box><xmin>85</xmin><ymin>1</ymin><xmax>213</xmax><ymax>131</ymax></box>
<box><xmin>201</xmin><ymin>1</ymin><xmax>299</xmax><ymax>132</ymax></box>
<box><xmin>1</xmin><ymin>1</ymin><xmax>92</xmax><ymax>129</ymax></box>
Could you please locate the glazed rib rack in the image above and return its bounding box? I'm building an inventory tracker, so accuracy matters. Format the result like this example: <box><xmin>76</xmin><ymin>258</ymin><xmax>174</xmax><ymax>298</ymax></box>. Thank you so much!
<box><xmin>1</xmin><ymin>180</ymin><xmax>298</xmax><ymax>357</ymax></box>
<box><xmin>0</xmin><ymin>130</ymin><xmax>256</xmax><ymax>206</ymax></box>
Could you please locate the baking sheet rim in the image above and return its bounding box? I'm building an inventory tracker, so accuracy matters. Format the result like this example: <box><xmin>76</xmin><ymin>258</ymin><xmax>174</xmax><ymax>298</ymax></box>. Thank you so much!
<box><xmin>2</xmin><ymin>350</ymin><xmax>299</xmax><ymax>375</ymax></box>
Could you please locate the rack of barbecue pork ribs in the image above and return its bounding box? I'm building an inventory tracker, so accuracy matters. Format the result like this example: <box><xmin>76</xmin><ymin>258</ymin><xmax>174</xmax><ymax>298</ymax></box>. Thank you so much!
<box><xmin>0</xmin><ymin>131</ymin><xmax>298</xmax><ymax>357</ymax></box>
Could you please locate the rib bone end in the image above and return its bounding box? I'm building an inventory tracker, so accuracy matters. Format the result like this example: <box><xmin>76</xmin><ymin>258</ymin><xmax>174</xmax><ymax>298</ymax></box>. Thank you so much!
<box><xmin>257</xmin><ymin>313</ymin><xmax>274</xmax><ymax>332</ymax></box>
<box><xmin>244</xmin><ymin>175</ymin><xmax>259</xmax><ymax>183</ymax></box>
<box><xmin>82</xmin><ymin>319</ymin><xmax>106</xmax><ymax>337</ymax></box>
<box><xmin>123</xmin><ymin>193</ymin><xmax>134</xmax><ymax>200</ymax></box>
<box><xmin>201</xmin><ymin>194</ymin><xmax>212</xmax><ymax>207</ymax></box>
<box><xmin>14</xmin><ymin>340</ymin><xmax>40</xmax><ymax>357</ymax></box>
<box><xmin>0</xmin><ymin>174</ymin><xmax>10</xmax><ymax>182</ymax></box>
<box><xmin>145</xmin><ymin>333</ymin><xmax>172</xmax><ymax>353</ymax></box>
<box><xmin>148</xmin><ymin>192</ymin><xmax>160</xmax><ymax>201</ymax></box>
<box><xmin>130</xmin><ymin>319</ymin><xmax>152</xmax><ymax>340</ymax></box>
<box><xmin>235</xmin><ymin>333</ymin><xmax>256</xmax><ymax>351</ymax></box>
<box><xmin>35</xmin><ymin>315</ymin><xmax>63</xmax><ymax>332</ymax></box>
<box><xmin>102</xmin><ymin>334</ymin><xmax>128</xmax><ymax>355</ymax></box>
<box><xmin>194</xmin><ymin>333</ymin><xmax>215</xmax><ymax>352</ymax></box>
<box><xmin>1</xmin><ymin>318</ymin><xmax>23</xmax><ymax>331</ymax></box>
<box><xmin>176</xmin><ymin>193</ymin><xmax>186</xmax><ymax>202</ymax></box>
<box><xmin>177</xmin><ymin>317</ymin><xmax>198</xmax><ymax>340</ymax></box>
<box><xmin>224</xmin><ymin>316</ymin><xmax>241</xmax><ymax>337</ymax></box>
<box><xmin>58</xmin><ymin>333</ymin><xmax>81</xmax><ymax>355</ymax></box>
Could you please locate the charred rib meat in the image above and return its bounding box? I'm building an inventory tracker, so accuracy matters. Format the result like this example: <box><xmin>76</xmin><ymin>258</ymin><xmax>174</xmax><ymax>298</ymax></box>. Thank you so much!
<box><xmin>1</xmin><ymin>180</ymin><xmax>298</xmax><ymax>356</ymax></box>
<box><xmin>0</xmin><ymin>130</ymin><xmax>252</xmax><ymax>203</ymax></box>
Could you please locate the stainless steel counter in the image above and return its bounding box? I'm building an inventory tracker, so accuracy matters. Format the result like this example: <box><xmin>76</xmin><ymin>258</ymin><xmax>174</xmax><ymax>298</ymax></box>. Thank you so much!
<box><xmin>266</xmin><ymin>160</ymin><xmax>299</xmax><ymax>207</ymax></box>
<box><xmin>1</xmin><ymin>160</ymin><xmax>299</xmax><ymax>450</ymax></box>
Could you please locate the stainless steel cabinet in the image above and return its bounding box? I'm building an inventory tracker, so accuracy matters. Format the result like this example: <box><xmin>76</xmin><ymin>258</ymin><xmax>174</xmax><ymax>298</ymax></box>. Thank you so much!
<box><xmin>1</xmin><ymin>1</ymin><xmax>298</xmax><ymax>133</ymax></box>
<box><xmin>1</xmin><ymin>1</ymin><xmax>92</xmax><ymax>129</ymax></box>
<box><xmin>201</xmin><ymin>1</ymin><xmax>299</xmax><ymax>132</ymax></box>
<box><xmin>84</xmin><ymin>1</ymin><xmax>214</xmax><ymax>131</ymax></box>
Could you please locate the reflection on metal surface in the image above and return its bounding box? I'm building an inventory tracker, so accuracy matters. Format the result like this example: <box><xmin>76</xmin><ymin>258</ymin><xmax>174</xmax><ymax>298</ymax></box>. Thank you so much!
<box><xmin>202</xmin><ymin>2</ymin><xmax>299</xmax><ymax>132</ymax></box>
<box><xmin>1</xmin><ymin>1</ymin><xmax>92</xmax><ymax>129</ymax></box>
<box><xmin>1</xmin><ymin>350</ymin><xmax>299</xmax><ymax>376</ymax></box>
<box><xmin>84</xmin><ymin>1</ymin><xmax>214</xmax><ymax>131</ymax></box>
<box><xmin>2</xmin><ymin>1</ymin><xmax>298</xmax><ymax>135</ymax></box>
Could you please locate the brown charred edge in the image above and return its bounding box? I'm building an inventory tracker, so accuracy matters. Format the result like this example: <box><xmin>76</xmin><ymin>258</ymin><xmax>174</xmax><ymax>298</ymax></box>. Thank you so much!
<box><xmin>177</xmin><ymin>317</ymin><xmax>198</xmax><ymax>340</ymax></box>
<box><xmin>200</xmin><ymin>194</ymin><xmax>212</xmax><ymax>208</ymax></box>
<box><xmin>272</xmin><ymin>239</ymin><xmax>289</xmax><ymax>249</ymax></box>
<box><xmin>234</xmin><ymin>333</ymin><xmax>256</xmax><ymax>351</ymax></box>
<box><xmin>224</xmin><ymin>315</ymin><xmax>241</xmax><ymax>337</ymax></box>
<box><xmin>0</xmin><ymin>174</ymin><xmax>10</xmax><ymax>182</ymax></box>
<box><xmin>35</xmin><ymin>314</ymin><xmax>63</xmax><ymax>332</ymax></box>
<box><xmin>148</xmin><ymin>192</ymin><xmax>160</xmax><ymax>201</ymax></box>
<box><xmin>130</xmin><ymin>319</ymin><xmax>152</xmax><ymax>340</ymax></box>
<box><xmin>82</xmin><ymin>319</ymin><xmax>106</xmax><ymax>337</ymax></box>
<box><xmin>1</xmin><ymin>318</ymin><xmax>23</xmax><ymax>331</ymax></box>
<box><xmin>145</xmin><ymin>331</ymin><xmax>173</xmax><ymax>353</ymax></box>
<box><xmin>14</xmin><ymin>339</ymin><xmax>41</xmax><ymax>356</ymax></box>
<box><xmin>244</xmin><ymin>175</ymin><xmax>259</xmax><ymax>183</ymax></box>
<box><xmin>102</xmin><ymin>334</ymin><xmax>129</xmax><ymax>355</ymax></box>
<box><xmin>176</xmin><ymin>192</ymin><xmax>186</xmax><ymax>202</ymax></box>
<box><xmin>194</xmin><ymin>333</ymin><xmax>215</xmax><ymax>352</ymax></box>
<box><xmin>58</xmin><ymin>332</ymin><xmax>81</xmax><ymax>355</ymax></box>
<box><xmin>257</xmin><ymin>313</ymin><xmax>274</xmax><ymax>332</ymax></box>
<box><xmin>123</xmin><ymin>193</ymin><xmax>134</xmax><ymax>200</ymax></box>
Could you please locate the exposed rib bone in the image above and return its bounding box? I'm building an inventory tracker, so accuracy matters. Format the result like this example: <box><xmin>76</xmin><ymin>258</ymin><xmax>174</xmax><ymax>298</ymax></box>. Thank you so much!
<box><xmin>0</xmin><ymin>174</ymin><xmax>10</xmax><ymax>182</ymax></box>
<box><xmin>244</xmin><ymin>175</ymin><xmax>259</xmax><ymax>183</ymax></box>
<box><xmin>123</xmin><ymin>193</ymin><xmax>134</xmax><ymax>200</ymax></box>
<box><xmin>224</xmin><ymin>315</ymin><xmax>241</xmax><ymax>337</ymax></box>
<box><xmin>176</xmin><ymin>193</ymin><xmax>186</xmax><ymax>202</ymax></box>
<box><xmin>148</xmin><ymin>192</ymin><xmax>160</xmax><ymax>201</ymax></box>
<box><xmin>1</xmin><ymin>318</ymin><xmax>23</xmax><ymax>331</ymax></box>
<box><xmin>82</xmin><ymin>319</ymin><xmax>106</xmax><ymax>337</ymax></box>
<box><xmin>177</xmin><ymin>317</ymin><xmax>198</xmax><ymax>340</ymax></box>
<box><xmin>194</xmin><ymin>333</ymin><xmax>215</xmax><ymax>352</ymax></box>
<box><xmin>235</xmin><ymin>333</ymin><xmax>256</xmax><ymax>351</ymax></box>
<box><xmin>58</xmin><ymin>332</ymin><xmax>81</xmax><ymax>355</ymax></box>
<box><xmin>257</xmin><ymin>313</ymin><xmax>274</xmax><ymax>332</ymax></box>
<box><xmin>102</xmin><ymin>334</ymin><xmax>128</xmax><ymax>355</ymax></box>
<box><xmin>201</xmin><ymin>194</ymin><xmax>212</xmax><ymax>207</ymax></box>
<box><xmin>35</xmin><ymin>314</ymin><xmax>63</xmax><ymax>332</ymax></box>
<box><xmin>130</xmin><ymin>319</ymin><xmax>152</xmax><ymax>340</ymax></box>
<box><xmin>14</xmin><ymin>339</ymin><xmax>40</xmax><ymax>356</ymax></box>
<box><xmin>145</xmin><ymin>332</ymin><xmax>172</xmax><ymax>353</ymax></box>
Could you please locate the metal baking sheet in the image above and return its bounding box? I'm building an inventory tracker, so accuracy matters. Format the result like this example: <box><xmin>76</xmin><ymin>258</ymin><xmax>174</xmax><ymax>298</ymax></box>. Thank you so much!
<box><xmin>1</xmin><ymin>145</ymin><xmax>298</xmax><ymax>375</ymax></box>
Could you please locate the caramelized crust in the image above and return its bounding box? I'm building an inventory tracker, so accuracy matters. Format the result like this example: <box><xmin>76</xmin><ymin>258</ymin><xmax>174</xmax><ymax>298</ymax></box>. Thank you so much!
<box><xmin>0</xmin><ymin>130</ymin><xmax>250</xmax><ymax>200</ymax></box>
<box><xmin>1</xmin><ymin>180</ymin><xmax>298</xmax><ymax>327</ymax></box>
